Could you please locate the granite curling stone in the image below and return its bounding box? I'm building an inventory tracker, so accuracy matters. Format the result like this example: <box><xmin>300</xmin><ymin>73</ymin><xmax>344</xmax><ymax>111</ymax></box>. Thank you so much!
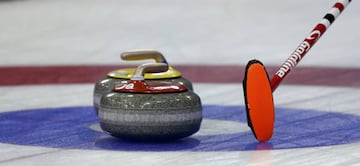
<box><xmin>98</xmin><ymin>63</ymin><xmax>202</xmax><ymax>141</ymax></box>
<box><xmin>93</xmin><ymin>50</ymin><xmax>193</xmax><ymax>114</ymax></box>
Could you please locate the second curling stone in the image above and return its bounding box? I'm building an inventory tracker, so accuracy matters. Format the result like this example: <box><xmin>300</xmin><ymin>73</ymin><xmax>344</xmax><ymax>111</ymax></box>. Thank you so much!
<box><xmin>99</xmin><ymin>63</ymin><xmax>202</xmax><ymax>141</ymax></box>
<box><xmin>93</xmin><ymin>50</ymin><xmax>193</xmax><ymax>114</ymax></box>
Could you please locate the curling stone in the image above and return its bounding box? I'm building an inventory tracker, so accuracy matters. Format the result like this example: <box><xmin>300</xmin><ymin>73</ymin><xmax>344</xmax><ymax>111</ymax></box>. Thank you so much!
<box><xmin>93</xmin><ymin>50</ymin><xmax>193</xmax><ymax>114</ymax></box>
<box><xmin>98</xmin><ymin>63</ymin><xmax>202</xmax><ymax>141</ymax></box>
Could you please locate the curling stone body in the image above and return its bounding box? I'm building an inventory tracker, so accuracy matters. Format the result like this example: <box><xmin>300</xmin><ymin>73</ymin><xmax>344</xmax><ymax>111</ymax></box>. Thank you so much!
<box><xmin>98</xmin><ymin>63</ymin><xmax>202</xmax><ymax>141</ymax></box>
<box><xmin>99</xmin><ymin>88</ymin><xmax>202</xmax><ymax>140</ymax></box>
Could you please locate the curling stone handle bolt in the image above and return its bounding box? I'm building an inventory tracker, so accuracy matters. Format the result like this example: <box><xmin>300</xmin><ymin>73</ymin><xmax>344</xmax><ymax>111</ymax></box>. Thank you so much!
<box><xmin>121</xmin><ymin>50</ymin><xmax>168</xmax><ymax>64</ymax></box>
<box><xmin>132</xmin><ymin>63</ymin><xmax>169</xmax><ymax>80</ymax></box>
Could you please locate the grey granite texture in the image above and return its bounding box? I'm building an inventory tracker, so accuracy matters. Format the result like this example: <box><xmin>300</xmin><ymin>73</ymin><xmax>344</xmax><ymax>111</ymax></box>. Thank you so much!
<box><xmin>99</xmin><ymin>90</ymin><xmax>202</xmax><ymax>141</ymax></box>
<box><xmin>93</xmin><ymin>76</ymin><xmax>194</xmax><ymax>114</ymax></box>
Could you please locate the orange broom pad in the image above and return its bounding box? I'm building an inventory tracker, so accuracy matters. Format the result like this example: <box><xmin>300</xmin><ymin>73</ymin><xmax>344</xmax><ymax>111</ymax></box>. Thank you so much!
<box><xmin>243</xmin><ymin>60</ymin><xmax>275</xmax><ymax>142</ymax></box>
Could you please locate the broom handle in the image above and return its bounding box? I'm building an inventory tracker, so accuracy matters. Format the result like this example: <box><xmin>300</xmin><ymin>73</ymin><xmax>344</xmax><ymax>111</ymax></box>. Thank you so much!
<box><xmin>270</xmin><ymin>0</ymin><xmax>351</xmax><ymax>91</ymax></box>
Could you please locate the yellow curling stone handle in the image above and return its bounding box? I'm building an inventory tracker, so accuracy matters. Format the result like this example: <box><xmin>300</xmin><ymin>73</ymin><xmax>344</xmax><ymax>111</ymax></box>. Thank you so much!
<box><xmin>121</xmin><ymin>50</ymin><xmax>167</xmax><ymax>63</ymax></box>
<box><xmin>107</xmin><ymin>50</ymin><xmax>182</xmax><ymax>79</ymax></box>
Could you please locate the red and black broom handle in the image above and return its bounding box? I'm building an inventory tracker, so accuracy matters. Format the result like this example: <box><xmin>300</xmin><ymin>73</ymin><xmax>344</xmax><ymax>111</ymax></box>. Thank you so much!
<box><xmin>270</xmin><ymin>0</ymin><xmax>351</xmax><ymax>91</ymax></box>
